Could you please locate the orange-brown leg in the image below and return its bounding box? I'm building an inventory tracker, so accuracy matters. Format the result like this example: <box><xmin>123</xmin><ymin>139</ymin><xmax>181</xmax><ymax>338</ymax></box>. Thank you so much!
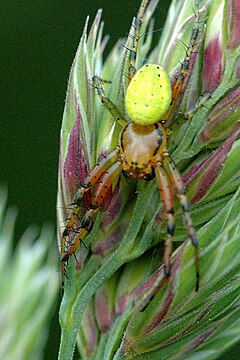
<box><xmin>61</xmin><ymin>155</ymin><xmax>122</xmax><ymax>290</ymax></box>
<box><xmin>162</xmin><ymin>1</ymin><xmax>200</xmax><ymax>127</ymax></box>
<box><xmin>91</xmin><ymin>162</ymin><xmax>122</xmax><ymax>208</ymax></box>
<box><xmin>61</xmin><ymin>148</ymin><xmax>120</xmax><ymax>289</ymax></box>
<box><xmin>163</xmin><ymin>155</ymin><xmax>200</xmax><ymax>291</ymax></box>
<box><xmin>155</xmin><ymin>165</ymin><xmax>175</xmax><ymax>277</ymax></box>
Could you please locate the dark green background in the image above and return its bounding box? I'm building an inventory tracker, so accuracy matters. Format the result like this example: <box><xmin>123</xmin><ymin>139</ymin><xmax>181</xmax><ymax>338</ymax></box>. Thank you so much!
<box><xmin>1</xmin><ymin>1</ymin><xmax>238</xmax><ymax>359</ymax></box>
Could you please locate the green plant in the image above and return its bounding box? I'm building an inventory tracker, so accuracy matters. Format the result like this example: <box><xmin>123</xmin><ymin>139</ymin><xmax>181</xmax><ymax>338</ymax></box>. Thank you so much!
<box><xmin>0</xmin><ymin>191</ymin><xmax>58</xmax><ymax>360</ymax></box>
<box><xmin>58</xmin><ymin>1</ymin><xmax>240</xmax><ymax>358</ymax></box>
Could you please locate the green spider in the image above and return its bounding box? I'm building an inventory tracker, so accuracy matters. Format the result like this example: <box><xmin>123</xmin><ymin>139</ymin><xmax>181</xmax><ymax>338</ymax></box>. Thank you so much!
<box><xmin>61</xmin><ymin>0</ymin><xmax>201</xmax><ymax>291</ymax></box>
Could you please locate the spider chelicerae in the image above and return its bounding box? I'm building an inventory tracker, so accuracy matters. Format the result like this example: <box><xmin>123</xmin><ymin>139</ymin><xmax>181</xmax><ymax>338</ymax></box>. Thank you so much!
<box><xmin>61</xmin><ymin>0</ymin><xmax>201</xmax><ymax>291</ymax></box>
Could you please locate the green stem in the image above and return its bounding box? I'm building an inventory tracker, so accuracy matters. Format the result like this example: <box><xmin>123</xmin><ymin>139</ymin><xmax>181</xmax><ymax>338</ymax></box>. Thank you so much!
<box><xmin>58</xmin><ymin>253</ymin><xmax>124</xmax><ymax>359</ymax></box>
<box><xmin>58</xmin><ymin>182</ymin><xmax>156</xmax><ymax>360</ymax></box>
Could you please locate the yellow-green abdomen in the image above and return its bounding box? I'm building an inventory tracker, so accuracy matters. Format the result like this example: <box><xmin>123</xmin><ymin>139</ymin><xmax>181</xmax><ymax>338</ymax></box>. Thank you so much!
<box><xmin>125</xmin><ymin>64</ymin><xmax>172</xmax><ymax>125</ymax></box>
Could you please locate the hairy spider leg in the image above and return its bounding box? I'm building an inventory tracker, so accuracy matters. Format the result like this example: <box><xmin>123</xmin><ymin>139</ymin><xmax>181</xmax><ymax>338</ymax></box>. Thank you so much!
<box><xmin>155</xmin><ymin>165</ymin><xmax>175</xmax><ymax>277</ymax></box>
<box><xmin>61</xmin><ymin>161</ymin><xmax>122</xmax><ymax>289</ymax></box>
<box><xmin>128</xmin><ymin>0</ymin><xmax>150</xmax><ymax>81</ymax></box>
<box><xmin>163</xmin><ymin>155</ymin><xmax>200</xmax><ymax>291</ymax></box>
<box><xmin>162</xmin><ymin>0</ymin><xmax>200</xmax><ymax>128</ymax></box>
<box><xmin>92</xmin><ymin>76</ymin><xmax>127</xmax><ymax>127</ymax></box>
<box><xmin>62</xmin><ymin>160</ymin><xmax>122</xmax><ymax>262</ymax></box>
<box><xmin>60</xmin><ymin>188</ymin><xmax>85</xmax><ymax>290</ymax></box>
<box><xmin>61</xmin><ymin>149</ymin><xmax>120</xmax><ymax>289</ymax></box>
<box><xmin>185</xmin><ymin>91</ymin><xmax>212</xmax><ymax>119</ymax></box>
<box><xmin>61</xmin><ymin>210</ymin><xmax>96</xmax><ymax>265</ymax></box>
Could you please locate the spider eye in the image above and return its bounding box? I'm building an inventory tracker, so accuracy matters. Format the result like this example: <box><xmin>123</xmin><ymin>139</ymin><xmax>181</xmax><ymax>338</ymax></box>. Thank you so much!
<box><xmin>125</xmin><ymin>64</ymin><xmax>172</xmax><ymax>125</ymax></box>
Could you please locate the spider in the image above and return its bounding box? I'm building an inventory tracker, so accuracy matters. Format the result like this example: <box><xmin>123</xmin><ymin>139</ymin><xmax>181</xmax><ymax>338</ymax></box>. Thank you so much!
<box><xmin>61</xmin><ymin>0</ymin><xmax>200</xmax><ymax>291</ymax></box>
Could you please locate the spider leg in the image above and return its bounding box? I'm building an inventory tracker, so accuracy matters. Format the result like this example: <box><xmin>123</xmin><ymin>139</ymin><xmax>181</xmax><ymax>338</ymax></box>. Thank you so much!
<box><xmin>60</xmin><ymin>188</ymin><xmax>85</xmax><ymax>291</ymax></box>
<box><xmin>128</xmin><ymin>0</ymin><xmax>150</xmax><ymax>81</ymax></box>
<box><xmin>92</xmin><ymin>75</ymin><xmax>127</xmax><ymax>127</ymax></box>
<box><xmin>163</xmin><ymin>154</ymin><xmax>200</xmax><ymax>291</ymax></box>
<box><xmin>162</xmin><ymin>0</ymin><xmax>200</xmax><ymax>127</ymax></box>
<box><xmin>184</xmin><ymin>91</ymin><xmax>212</xmax><ymax>120</ymax></box>
<box><xmin>61</xmin><ymin>148</ymin><xmax>120</xmax><ymax>290</ymax></box>
<box><xmin>61</xmin><ymin>209</ymin><xmax>96</xmax><ymax>264</ymax></box>
<box><xmin>155</xmin><ymin>165</ymin><xmax>175</xmax><ymax>277</ymax></box>
<box><xmin>91</xmin><ymin>162</ymin><xmax>122</xmax><ymax>208</ymax></box>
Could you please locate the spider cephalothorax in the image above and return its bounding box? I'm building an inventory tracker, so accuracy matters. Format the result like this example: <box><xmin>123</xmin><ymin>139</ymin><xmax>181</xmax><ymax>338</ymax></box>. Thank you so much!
<box><xmin>120</xmin><ymin>122</ymin><xmax>166</xmax><ymax>180</ymax></box>
<box><xmin>61</xmin><ymin>0</ymin><xmax>201</xmax><ymax>291</ymax></box>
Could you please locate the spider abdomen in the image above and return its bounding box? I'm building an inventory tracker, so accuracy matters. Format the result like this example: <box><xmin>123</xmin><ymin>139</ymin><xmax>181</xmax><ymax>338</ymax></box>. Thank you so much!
<box><xmin>120</xmin><ymin>123</ymin><xmax>166</xmax><ymax>178</ymax></box>
<box><xmin>125</xmin><ymin>63</ymin><xmax>172</xmax><ymax>125</ymax></box>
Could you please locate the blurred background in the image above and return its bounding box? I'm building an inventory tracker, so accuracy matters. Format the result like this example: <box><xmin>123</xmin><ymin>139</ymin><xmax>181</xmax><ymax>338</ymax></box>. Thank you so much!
<box><xmin>0</xmin><ymin>1</ymin><xmax>169</xmax><ymax>359</ymax></box>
